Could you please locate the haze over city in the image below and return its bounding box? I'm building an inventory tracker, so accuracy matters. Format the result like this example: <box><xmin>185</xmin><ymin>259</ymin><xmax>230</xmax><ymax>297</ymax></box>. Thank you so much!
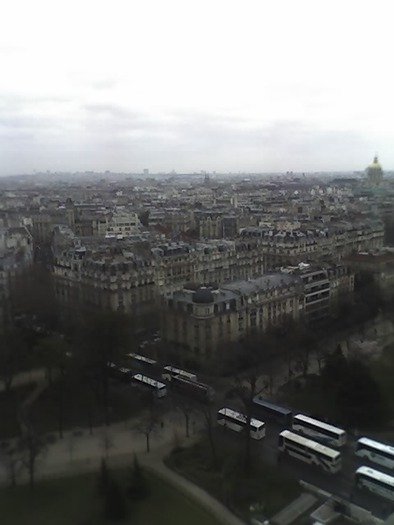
<box><xmin>1</xmin><ymin>0</ymin><xmax>393</xmax><ymax>176</ymax></box>
<box><xmin>3</xmin><ymin>3</ymin><xmax>394</xmax><ymax>517</ymax></box>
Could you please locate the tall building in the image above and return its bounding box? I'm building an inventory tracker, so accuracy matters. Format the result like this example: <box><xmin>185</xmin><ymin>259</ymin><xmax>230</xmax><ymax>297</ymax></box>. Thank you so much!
<box><xmin>160</xmin><ymin>275</ymin><xmax>302</xmax><ymax>362</ymax></box>
<box><xmin>161</xmin><ymin>264</ymin><xmax>354</xmax><ymax>361</ymax></box>
<box><xmin>367</xmin><ymin>156</ymin><xmax>383</xmax><ymax>185</ymax></box>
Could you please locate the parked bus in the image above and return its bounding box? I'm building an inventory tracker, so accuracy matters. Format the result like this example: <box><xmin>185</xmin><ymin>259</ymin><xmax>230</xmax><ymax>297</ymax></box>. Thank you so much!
<box><xmin>107</xmin><ymin>362</ymin><xmax>132</xmax><ymax>382</ymax></box>
<box><xmin>355</xmin><ymin>437</ymin><xmax>394</xmax><ymax>470</ymax></box>
<box><xmin>217</xmin><ymin>408</ymin><xmax>266</xmax><ymax>440</ymax></box>
<box><xmin>278</xmin><ymin>430</ymin><xmax>342</xmax><ymax>474</ymax></box>
<box><xmin>252</xmin><ymin>396</ymin><xmax>292</xmax><ymax>426</ymax></box>
<box><xmin>292</xmin><ymin>414</ymin><xmax>347</xmax><ymax>448</ymax></box>
<box><xmin>355</xmin><ymin>466</ymin><xmax>394</xmax><ymax>502</ymax></box>
<box><xmin>162</xmin><ymin>366</ymin><xmax>197</xmax><ymax>383</ymax></box>
<box><xmin>172</xmin><ymin>375</ymin><xmax>215</xmax><ymax>403</ymax></box>
<box><xmin>131</xmin><ymin>374</ymin><xmax>167</xmax><ymax>398</ymax></box>
<box><xmin>125</xmin><ymin>352</ymin><xmax>157</xmax><ymax>370</ymax></box>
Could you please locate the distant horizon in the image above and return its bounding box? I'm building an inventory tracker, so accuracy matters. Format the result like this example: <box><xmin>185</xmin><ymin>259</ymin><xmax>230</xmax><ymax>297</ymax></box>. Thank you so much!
<box><xmin>1</xmin><ymin>1</ymin><xmax>393</xmax><ymax>175</ymax></box>
<box><xmin>1</xmin><ymin>167</ymin><xmax>390</xmax><ymax>179</ymax></box>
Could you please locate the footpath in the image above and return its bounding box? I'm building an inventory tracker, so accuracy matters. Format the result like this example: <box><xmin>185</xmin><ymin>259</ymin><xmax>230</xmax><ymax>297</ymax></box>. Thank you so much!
<box><xmin>0</xmin><ymin>411</ymin><xmax>245</xmax><ymax>525</ymax></box>
<box><xmin>0</xmin><ymin>368</ymin><xmax>46</xmax><ymax>394</ymax></box>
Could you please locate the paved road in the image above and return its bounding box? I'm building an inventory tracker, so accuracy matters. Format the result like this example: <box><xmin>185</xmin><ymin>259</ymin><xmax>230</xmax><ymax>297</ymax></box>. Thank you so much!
<box><xmin>110</xmin><ymin>357</ymin><xmax>394</xmax><ymax>521</ymax></box>
<box><xmin>215</xmin><ymin>419</ymin><xmax>394</xmax><ymax>521</ymax></box>
<box><xmin>4</xmin><ymin>356</ymin><xmax>393</xmax><ymax>521</ymax></box>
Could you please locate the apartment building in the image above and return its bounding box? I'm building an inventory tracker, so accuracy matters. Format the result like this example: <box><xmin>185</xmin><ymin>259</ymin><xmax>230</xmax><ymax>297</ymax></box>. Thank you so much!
<box><xmin>161</xmin><ymin>262</ymin><xmax>354</xmax><ymax>360</ymax></box>
<box><xmin>345</xmin><ymin>249</ymin><xmax>394</xmax><ymax>296</ymax></box>
<box><xmin>240</xmin><ymin>220</ymin><xmax>384</xmax><ymax>269</ymax></box>
<box><xmin>280</xmin><ymin>263</ymin><xmax>354</xmax><ymax>322</ymax></box>
<box><xmin>0</xmin><ymin>226</ymin><xmax>34</xmax><ymax>322</ymax></box>
<box><xmin>53</xmin><ymin>244</ymin><xmax>156</xmax><ymax>316</ymax></box>
<box><xmin>194</xmin><ymin>211</ymin><xmax>224</xmax><ymax>239</ymax></box>
<box><xmin>52</xmin><ymin>228</ymin><xmax>357</xmax><ymax>321</ymax></box>
<box><xmin>106</xmin><ymin>211</ymin><xmax>141</xmax><ymax>236</ymax></box>
<box><xmin>160</xmin><ymin>275</ymin><xmax>302</xmax><ymax>361</ymax></box>
<box><xmin>148</xmin><ymin>209</ymin><xmax>192</xmax><ymax>235</ymax></box>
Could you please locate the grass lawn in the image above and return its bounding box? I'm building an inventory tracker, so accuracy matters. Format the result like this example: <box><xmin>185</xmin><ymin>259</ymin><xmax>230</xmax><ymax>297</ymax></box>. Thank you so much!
<box><xmin>165</xmin><ymin>439</ymin><xmax>300</xmax><ymax>519</ymax></box>
<box><xmin>0</xmin><ymin>468</ymin><xmax>222</xmax><ymax>525</ymax></box>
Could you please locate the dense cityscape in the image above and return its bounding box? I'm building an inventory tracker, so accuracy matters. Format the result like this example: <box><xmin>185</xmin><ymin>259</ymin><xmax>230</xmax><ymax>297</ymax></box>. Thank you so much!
<box><xmin>1</xmin><ymin>157</ymin><xmax>394</xmax><ymax>523</ymax></box>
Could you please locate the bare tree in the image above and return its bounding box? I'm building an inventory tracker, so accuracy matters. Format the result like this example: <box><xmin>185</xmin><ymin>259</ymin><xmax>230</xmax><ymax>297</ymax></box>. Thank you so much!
<box><xmin>67</xmin><ymin>434</ymin><xmax>75</xmax><ymax>463</ymax></box>
<box><xmin>315</xmin><ymin>344</ymin><xmax>327</xmax><ymax>373</ymax></box>
<box><xmin>0</xmin><ymin>329</ymin><xmax>26</xmax><ymax>394</ymax></box>
<box><xmin>132</xmin><ymin>399</ymin><xmax>160</xmax><ymax>453</ymax></box>
<box><xmin>0</xmin><ymin>447</ymin><xmax>23</xmax><ymax>487</ymax></box>
<box><xmin>100</xmin><ymin>430</ymin><xmax>115</xmax><ymax>460</ymax></box>
<box><xmin>197</xmin><ymin>402</ymin><xmax>217</xmax><ymax>464</ymax></box>
<box><xmin>36</xmin><ymin>335</ymin><xmax>72</xmax><ymax>438</ymax></box>
<box><xmin>232</xmin><ymin>372</ymin><xmax>258</xmax><ymax>474</ymax></box>
<box><xmin>18</xmin><ymin>425</ymin><xmax>46</xmax><ymax>490</ymax></box>
<box><xmin>277</xmin><ymin>319</ymin><xmax>299</xmax><ymax>382</ymax></box>
<box><xmin>75</xmin><ymin>310</ymin><xmax>131</xmax><ymax>426</ymax></box>
<box><xmin>8</xmin><ymin>264</ymin><xmax>59</xmax><ymax>334</ymax></box>
<box><xmin>176</xmin><ymin>397</ymin><xmax>196</xmax><ymax>438</ymax></box>
<box><xmin>230</xmin><ymin>329</ymin><xmax>280</xmax><ymax>473</ymax></box>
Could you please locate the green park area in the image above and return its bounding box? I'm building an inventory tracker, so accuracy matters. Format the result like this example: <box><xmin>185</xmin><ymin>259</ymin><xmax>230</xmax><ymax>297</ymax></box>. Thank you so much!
<box><xmin>0</xmin><ymin>468</ymin><xmax>222</xmax><ymax>525</ymax></box>
<box><xmin>278</xmin><ymin>340</ymin><xmax>394</xmax><ymax>434</ymax></box>
<box><xmin>165</xmin><ymin>439</ymin><xmax>300</xmax><ymax>520</ymax></box>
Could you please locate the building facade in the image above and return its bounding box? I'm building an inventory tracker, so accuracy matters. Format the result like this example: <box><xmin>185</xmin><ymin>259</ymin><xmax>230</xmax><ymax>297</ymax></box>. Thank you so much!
<box><xmin>160</xmin><ymin>275</ymin><xmax>302</xmax><ymax>361</ymax></box>
<box><xmin>0</xmin><ymin>226</ymin><xmax>34</xmax><ymax>323</ymax></box>
<box><xmin>366</xmin><ymin>156</ymin><xmax>383</xmax><ymax>185</ymax></box>
<box><xmin>240</xmin><ymin>220</ymin><xmax>384</xmax><ymax>268</ymax></box>
<box><xmin>281</xmin><ymin>263</ymin><xmax>354</xmax><ymax>322</ymax></box>
<box><xmin>161</xmin><ymin>263</ymin><xmax>354</xmax><ymax>360</ymax></box>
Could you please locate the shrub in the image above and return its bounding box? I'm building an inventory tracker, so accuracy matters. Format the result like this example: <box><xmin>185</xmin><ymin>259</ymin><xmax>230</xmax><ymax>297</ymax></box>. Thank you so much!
<box><xmin>104</xmin><ymin>479</ymin><xmax>127</xmax><ymax>521</ymax></box>
<box><xmin>128</xmin><ymin>454</ymin><xmax>149</xmax><ymax>501</ymax></box>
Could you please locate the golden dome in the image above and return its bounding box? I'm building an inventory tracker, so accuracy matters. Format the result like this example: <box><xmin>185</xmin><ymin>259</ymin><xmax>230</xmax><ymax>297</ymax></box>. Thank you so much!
<box><xmin>369</xmin><ymin>155</ymin><xmax>382</xmax><ymax>169</ymax></box>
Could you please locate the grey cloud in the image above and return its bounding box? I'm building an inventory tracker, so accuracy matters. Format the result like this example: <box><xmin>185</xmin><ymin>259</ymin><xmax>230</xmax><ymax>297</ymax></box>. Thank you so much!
<box><xmin>0</xmin><ymin>98</ymin><xmax>381</xmax><ymax>175</ymax></box>
<box><xmin>0</xmin><ymin>45</ymin><xmax>24</xmax><ymax>55</ymax></box>
<box><xmin>1</xmin><ymin>93</ymin><xmax>71</xmax><ymax>110</ymax></box>
<box><xmin>83</xmin><ymin>103</ymin><xmax>147</xmax><ymax>121</ymax></box>
<box><xmin>89</xmin><ymin>79</ymin><xmax>120</xmax><ymax>90</ymax></box>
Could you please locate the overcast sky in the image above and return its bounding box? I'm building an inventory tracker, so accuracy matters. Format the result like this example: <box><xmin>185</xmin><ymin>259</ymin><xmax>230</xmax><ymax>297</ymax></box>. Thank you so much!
<box><xmin>0</xmin><ymin>0</ymin><xmax>392</xmax><ymax>175</ymax></box>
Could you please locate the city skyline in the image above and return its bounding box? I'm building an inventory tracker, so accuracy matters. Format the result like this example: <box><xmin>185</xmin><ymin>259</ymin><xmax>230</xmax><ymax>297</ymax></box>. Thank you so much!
<box><xmin>1</xmin><ymin>0</ymin><xmax>393</xmax><ymax>175</ymax></box>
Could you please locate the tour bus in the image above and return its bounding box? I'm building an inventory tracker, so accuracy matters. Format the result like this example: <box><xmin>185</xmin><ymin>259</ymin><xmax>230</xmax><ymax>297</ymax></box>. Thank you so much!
<box><xmin>355</xmin><ymin>437</ymin><xmax>394</xmax><ymax>470</ymax></box>
<box><xmin>107</xmin><ymin>362</ymin><xmax>132</xmax><ymax>382</ymax></box>
<box><xmin>355</xmin><ymin>466</ymin><xmax>394</xmax><ymax>502</ymax></box>
<box><xmin>217</xmin><ymin>408</ymin><xmax>266</xmax><ymax>440</ymax></box>
<box><xmin>125</xmin><ymin>352</ymin><xmax>157</xmax><ymax>370</ymax></box>
<box><xmin>292</xmin><ymin>414</ymin><xmax>347</xmax><ymax>448</ymax></box>
<box><xmin>131</xmin><ymin>374</ymin><xmax>167</xmax><ymax>398</ymax></box>
<box><xmin>162</xmin><ymin>365</ymin><xmax>198</xmax><ymax>383</ymax></box>
<box><xmin>252</xmin><ymin>396</ymin><xmax>293</xmax><ymax>426</ymax></box>
<box><xmin>278</xmin><ymin>430</ymin><xmax>342</xmax><ymax>474</ymax></box>
<box><xmin>172</xmin><ymin>375</ymin><xmax>215</xmax><ymax>403</ymax></box>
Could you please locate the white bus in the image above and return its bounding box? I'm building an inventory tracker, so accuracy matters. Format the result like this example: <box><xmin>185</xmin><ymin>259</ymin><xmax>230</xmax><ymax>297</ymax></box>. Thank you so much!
<box><xmin>292</xmin><ymin>414</ymin><xmax>347</xmax><ymax>448</ymax></box>
<box><xmin>355</xmin><ymin>437</ymin><xmax>394</xmax><ymax>470</ymax></box>
<box><xmin>107</xmin><ymin>362</ymin><xmax>132</xmax><ymax>382</ymax></box>
<box><xmin>131</xmin><ymin>374</ymin><xmax>167</xmax><ymax>398</ymax></box>
<box><xmin>172</xmin><ymin>375</ymin><xmax>215</xmax><ymax>403</ymax></box>
<box><xmin>126</xmin><ymin>352</ymin><xmax>157</xmax><ymax>368</ymax></box>
<box><xmin>217</xmin><ymin>408</ymin><xmax>266</xmax><ymax>440</ymax></box>
<box><xmin>162</xmin><ymin>366</ymin><xmax>197</xmax><ymax>383</ymax></box>
<box><xmin>356</xmin><ymin>466</ymin><xmax>394</xmax><ymax>502</ymax></box>
<box><xmin>278</xmin><ymin>430</ymin><xmax>342</xmax><ymax>474</ymax></box>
